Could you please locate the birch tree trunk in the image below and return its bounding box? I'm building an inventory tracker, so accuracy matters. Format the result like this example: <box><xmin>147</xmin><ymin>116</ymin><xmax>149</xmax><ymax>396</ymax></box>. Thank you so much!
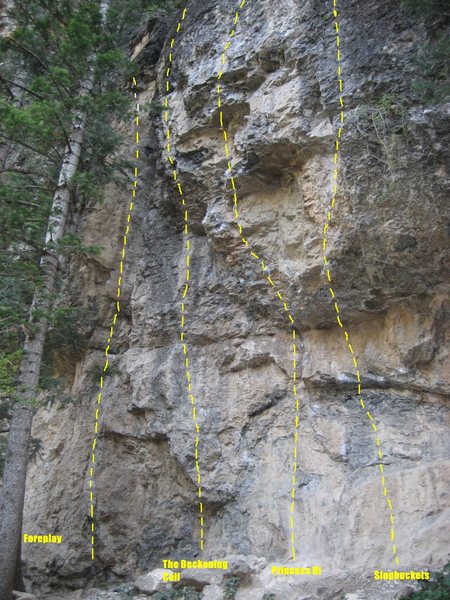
<box><xmin>0</xmin><ymin>3</ymin><xmax>109</xmax><ymax>596</ymax></box>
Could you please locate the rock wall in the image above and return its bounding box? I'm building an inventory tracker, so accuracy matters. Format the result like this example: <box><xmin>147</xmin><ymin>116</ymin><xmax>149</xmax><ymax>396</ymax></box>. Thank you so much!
<box><xmin>22</xmin><ymin>0</ymin><xmax>450</xmax><ymax>597</ymax></box>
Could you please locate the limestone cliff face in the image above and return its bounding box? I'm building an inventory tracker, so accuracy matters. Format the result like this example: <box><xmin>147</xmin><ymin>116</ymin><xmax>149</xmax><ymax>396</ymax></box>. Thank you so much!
<box><xmin>22</xmin><ymin>0</ymin><xmax>449</xmax><ymax>598</ymax></box>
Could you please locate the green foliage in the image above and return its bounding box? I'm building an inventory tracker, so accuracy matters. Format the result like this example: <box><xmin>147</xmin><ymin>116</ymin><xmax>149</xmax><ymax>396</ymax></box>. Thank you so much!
<box><xmin>373</xmin><ymin>93</ymin><xmax>406</xmax><ymax>114</ymax></box>
<box><xmin>88</xmin><ymin>363</ymin><xmax>122</xmax><ymax>384</ymax></box>
<box><xmin>0</xmin><ymin>350</ymin><xmax>23</xmax><ymax>399</ymax></box>
<box><xmin>148</xmin><ymin>100</ymin><xmax>167</xmax><ymax>114</ymax></box>
<box><xmin>353</xmin><ymin>96</ymin><xmax>408</xmax><ymax>180</ymax></box>
<box><xmin>407</xmin><ymin>562</ymin><xmax>450</xmax><ymax>599</ymax></box>
<box><xmin>224</xmin><ymin>577</ymin><xmax>240</xmax><ymax>600</ymax></box>
<box><xmin>262</xmin><ymin>594</ymin><xmax>277</xmax><ymax>600</ymax></box>
<box><xmin>153</xmin><ymin>588</ymin><xmax>203</xmax><ymax>600</ymax></box>
<box><xmin>0</xmin><ymin>350</ymin><xmax>16</xmax><ymax>475</ymax></box>
<box><xmin>0</xmin><ymin>169</ymin><xmax>51</xmax><ymax>347</ymax></box>
<box><xmin>401</xmin><ymin>0</ymin><xmax>450</xmax><ymax>104</ymax></box>
<box><xmin>55</xmin><ymin>233</ymin><xmax>104</xmax><ymax>257</ymax></box>
<box><xmin>0</xmin><ymin>0</ymin><xmax>144</xmax><ymax>418</ymax></box>
<box><xmin>105</xmin><ymin>0</ymin><xmax>182</xmax><ymax>55</ymax></box>
<box><xmin>39</xmin><ymin>306</ymin><xmax>89</xmax><ymax>394</ymax></box>
<box><xmin>0</xmin><ymin>0</ymin><xmax>176</xmax><ymax>485</ymax></box>
<box><xmin>111</xmin><ymin>582</ymin><xmax>135</xmax><ymax>595</ymax></box>
<box><xmin>401</xmin><ymin>0</ymin><xmax>450</xmax><ymax>21</ymax></box>
<box><xmin>0</xmin><ymin>98</ymin><xmax>65</xmax><ymax>163</ymax></box>
<box><xmin>411</xmin><ymin>31</ymin><xmax>450</xmax><ymax>104</ymax></box>
<box><xmin>181</xmin><ymin>588</ymin><xmax>203</xmax><ymax>600</ymax></box>
<box><xmin>29</xmin><ymin>436</ymin><xmax>44</xmax><ymax>463</ymax></box>
<box><xmin>178</xmin><ymin>589</ymin><xmax>203</xmax><ymax>600</ymax></box>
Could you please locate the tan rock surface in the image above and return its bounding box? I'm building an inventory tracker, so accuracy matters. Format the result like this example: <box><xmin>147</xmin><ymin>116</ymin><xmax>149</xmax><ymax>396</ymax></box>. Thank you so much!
<box><xmin>21</xmin><ymin>1</ymin><xmax>450</xmax><ymax>598</ymax></box>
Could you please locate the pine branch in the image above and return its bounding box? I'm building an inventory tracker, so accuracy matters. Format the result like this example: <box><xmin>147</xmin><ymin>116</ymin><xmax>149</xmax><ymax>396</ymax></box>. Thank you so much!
<box><xmin>5</xmin><ymin>37</ymin><xmax>51</xmax><ymax>74</ymax></box>
<box><xmin>0</xmin><ymin>77</ymin><xmax>74</xmax><ymax>152</ymax></box>
<box><xmin>13</xmin><ymin>0</ymin><xmax>64</xmax><ymax>55</ymax></box>
<box><xmin>5</xmin><ymin>37</ymin><xmax>73</xmax><ymax>99</ymax></box>
<box><xmin>0</xmin><ymin>133</ymin><xmax>60</xmax><ymax>165</ymax></box>
<box><xmin>1</xmin><ymin>196</ymin><xmax>43</xmax><ymax>209</ymax></box>
<box><xmin>0</xmin><ymin>75</ymin><xmax>45</xmax><ymax>101</ymax></box>
<box><xmin>0</xmin><ymin>167</ymin><xmax>51</xmax><ymax>181</ymax></box>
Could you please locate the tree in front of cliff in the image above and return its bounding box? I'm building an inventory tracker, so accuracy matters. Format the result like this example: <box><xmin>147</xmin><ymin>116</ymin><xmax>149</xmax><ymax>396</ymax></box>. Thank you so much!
<box><xmin>0</xmin><ymin>0</ymin><xmax>137</xmax><ymax>595</ymax></box>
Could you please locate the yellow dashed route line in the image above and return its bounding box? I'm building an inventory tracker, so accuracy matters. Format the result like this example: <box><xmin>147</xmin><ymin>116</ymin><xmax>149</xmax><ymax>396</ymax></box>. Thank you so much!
<box><xmin>323</xmin><ymin>0</ymin><xmax>399</xmax><ymax>566</ymax></box>
<box><xmin>162</xmin><ymin>6</ymin><xmax>205</xmax><ymax>552</ymax></box>
<box><xmin>88</xmin><ymin>77</ymin><xmax>139</xmax><ymax>561</ymax></box>
<box><xmin>216</xmin><ymin>0</ymin><xmax>300</xmax><ymax>561</ymax></box>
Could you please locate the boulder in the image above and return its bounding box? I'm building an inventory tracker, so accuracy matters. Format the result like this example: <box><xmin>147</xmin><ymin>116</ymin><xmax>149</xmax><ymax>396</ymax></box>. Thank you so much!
<box><xmin>178</xmin><ymin>568</ymin><xmax>223</xmax><ymax>588</ymax></box>
<box><xmin>225</xmin><ymin>554</ymin><xmax>268</xmax><ymax>581</ymax></box>
<box><xmin>133</xmin><ymin>569</ymin><xmax>173</xmax><ymax>595</ymax></box>
<box><xmin>202</xmin><ymin>584</ymin><xmax>225</xmax><ymax>600</ymax></box>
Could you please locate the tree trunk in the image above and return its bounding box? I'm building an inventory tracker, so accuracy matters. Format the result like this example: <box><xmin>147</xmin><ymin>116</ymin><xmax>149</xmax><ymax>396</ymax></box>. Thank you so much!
<box><xmin>0</xmin><ymin>3</ymin><xmax>109</xmax><ymax>596</ymax></box>
<box><xmin>0</xmin><ymin>406</ymin><xmax>32</xmax><ymax>596</ymax></box>
<box><xmin>13</xmin><ymin>544</ymin><xmax>25</xmax><ymax>592</ymax></box>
